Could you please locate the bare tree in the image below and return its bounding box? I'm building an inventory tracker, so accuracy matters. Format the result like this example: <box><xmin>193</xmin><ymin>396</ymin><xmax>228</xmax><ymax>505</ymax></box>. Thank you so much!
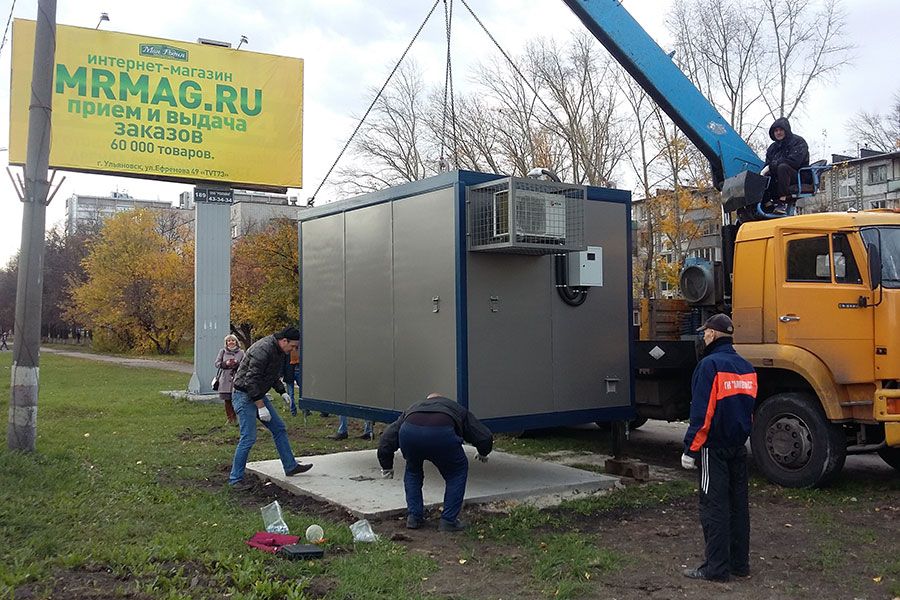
<box><xmin>619</xmin><ymin>75</ymin><xmax>667</xmax><ymax>298</ymax></box>
<box><xmin>668</xmin><ymin>0</ymin><xmax>768</xmax><ymax>138</ymax></box>
<box><xmin>667</xmin><ymin>0</ymin><xmax>851</xmax><ymax>150</ymax></box>
<box><xmin>846</xmin><ymin>91</ymin><xmax>900</xmax><ymax>152</ymax></box>
<box><xmin>335</xmin><ymin>61</ymin><xmax>437</xmax><ymax>195</ymax></box>
<box><xmin>469</xmin><ymin>56</ymin><xmax>558</xmax><ymax>178</ymax></box>
<box><xmin>449</xmin><ymin>92</ymin><xmax>507</xmax><ymax>174</ymax></box>
<box><xmin>526</xmin><ymin>34</ymin><xmax>627</xmax><ymax>186</ymax></box>
<box><xmin>759</xmin><ymin>0</ymin><xmax>853</xmax><ymax>120</ymax></box>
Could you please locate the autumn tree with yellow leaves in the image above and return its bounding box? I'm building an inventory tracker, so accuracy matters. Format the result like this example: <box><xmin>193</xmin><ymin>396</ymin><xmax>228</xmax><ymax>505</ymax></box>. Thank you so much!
<box><xmin>230</xmin><ymin>219</ymin><xmax>299</xmax><ymax>348</ymax></box>
<box><xmin>67</xmin><ymin>209</ymin><xmax>194</xmax><ymax>354</ymax></box>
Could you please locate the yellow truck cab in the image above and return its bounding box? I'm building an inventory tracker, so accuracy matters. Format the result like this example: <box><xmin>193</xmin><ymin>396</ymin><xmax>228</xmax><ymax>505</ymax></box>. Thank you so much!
<box><xmin>730</xmin><ymin>210</ymin><xmax>900</xmax><ymax>486</ymax></box>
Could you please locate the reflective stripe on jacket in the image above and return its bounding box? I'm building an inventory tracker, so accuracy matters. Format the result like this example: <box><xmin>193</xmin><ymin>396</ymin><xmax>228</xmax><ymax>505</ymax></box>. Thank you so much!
<box><xmin>683</xmin><ymin>338</ymin><xmax>757</xmax><ymax>457</ymax></box>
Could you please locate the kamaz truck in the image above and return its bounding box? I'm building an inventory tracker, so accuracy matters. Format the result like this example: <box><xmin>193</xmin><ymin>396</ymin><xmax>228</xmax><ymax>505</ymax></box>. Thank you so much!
<box><xmin>560</xmin><ymin>0</ymin><xmax>900</xmax><ymax>486</ymax></box>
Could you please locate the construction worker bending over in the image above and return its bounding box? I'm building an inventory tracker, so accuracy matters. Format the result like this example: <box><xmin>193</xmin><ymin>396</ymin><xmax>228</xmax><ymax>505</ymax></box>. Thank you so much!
<box><xmin>377</xmin><ymin>393</ymin><xmax>493</xmax><ymax>532</ymax></box>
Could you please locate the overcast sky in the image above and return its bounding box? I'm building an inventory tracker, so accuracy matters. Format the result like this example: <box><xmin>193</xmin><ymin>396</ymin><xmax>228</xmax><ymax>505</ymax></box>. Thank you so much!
<box><xmin>0</xmin><ymin>0</ymin><xmax>897</xmax><ymax>265</ymax></box>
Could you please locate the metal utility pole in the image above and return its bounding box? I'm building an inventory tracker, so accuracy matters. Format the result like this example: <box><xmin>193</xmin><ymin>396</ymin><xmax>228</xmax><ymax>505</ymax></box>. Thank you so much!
<box><xmin>8</xmin><ymin>0</ymin><xmax>57</xmax><ymax>451</ymax></box>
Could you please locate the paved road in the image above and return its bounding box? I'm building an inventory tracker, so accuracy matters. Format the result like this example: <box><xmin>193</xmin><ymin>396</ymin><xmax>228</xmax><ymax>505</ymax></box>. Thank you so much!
<box><xmin>631</xmin><ymin>418</ymin><xmax>894</xmax><ymax>479</ymax></box>
<box><xmin>41</xmin><ymin>347</ymin><xmax>194</xmax><ymax>374</ymax></box>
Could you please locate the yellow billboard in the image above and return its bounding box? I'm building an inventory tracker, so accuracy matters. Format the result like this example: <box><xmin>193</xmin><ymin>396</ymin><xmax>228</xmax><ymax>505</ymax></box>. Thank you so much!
<box><xmin>9</xmin><ymin>20</ymin><xmax>303</xmax><ymax>189</ymax></box>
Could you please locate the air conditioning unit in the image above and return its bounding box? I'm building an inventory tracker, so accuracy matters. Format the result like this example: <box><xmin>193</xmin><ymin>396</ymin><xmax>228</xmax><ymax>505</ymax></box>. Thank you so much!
<box><xmin>493</xmin><ymin>189</ymin><xmax>567</xmax><ymax>240</ymax></box>
<box><xmin>467</xmin><ymin>176</ymin><xmax>585</xmax><ymax>254</ymax></box>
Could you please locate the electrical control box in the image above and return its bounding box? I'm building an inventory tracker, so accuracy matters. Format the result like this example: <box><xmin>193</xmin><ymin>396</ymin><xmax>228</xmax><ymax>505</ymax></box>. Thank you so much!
<box><xmin>567</xmin><ymin>246</ymin><xmax>603</xmax><ymax>286</ymax></box>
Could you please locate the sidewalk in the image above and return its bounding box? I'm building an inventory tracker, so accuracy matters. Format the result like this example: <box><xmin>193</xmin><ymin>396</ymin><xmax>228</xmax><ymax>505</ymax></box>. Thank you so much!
<box><xmin>41</xmin><ymin>347</ymin><xmax>194</xmax><ymax>374</ymax></box>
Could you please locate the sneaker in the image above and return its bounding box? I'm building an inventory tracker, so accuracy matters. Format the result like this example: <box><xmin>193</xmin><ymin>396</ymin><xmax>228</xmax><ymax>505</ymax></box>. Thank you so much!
<box><xmin>406</xmin><ymin>515</ymin><xmax>425</xmax><ymax>529</ymax></box>
<box><xmin>682</xmin><ymin>567</ymin><xmax>728</xmax><ymax>582</ymax></box>
<box><xmin>772</xmin><ymin>202</ymin><xmax>787</xmax><ymax>215</ymax></box>
<box><xmin>285</xmin><ymin>463</ymin><xmax>313</xmax><ymax>476</ymax></box>
<box><xmin>357</xmin><ymin>432</ymin><xmax>374</xmax><ymax>441</ymax></box>
<box><xmin>328</xmin><ymin>432</ymin><xmax>348</xmax><ymax>440</ymax></box>
<box><xmin>731</xmin><ymin>569</ymin><xmax>751</xmax><ymax>578</ymax></box>
<box><xmin>229</xmin><ymin>480</ymin><xmax>254</xmax><ymax>492</ymax></box>
<box><xmin>438</xmin><ymin>519</ymin><xmax>466</xmax><ymax>533</ymax></box>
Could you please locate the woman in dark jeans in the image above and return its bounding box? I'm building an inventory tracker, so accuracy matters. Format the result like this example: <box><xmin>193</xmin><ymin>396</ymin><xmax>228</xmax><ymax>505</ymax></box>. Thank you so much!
<box><xmin>215</xmin><ymin>334</ymin><xmax>244</xmax><ymax>424</ymax></box>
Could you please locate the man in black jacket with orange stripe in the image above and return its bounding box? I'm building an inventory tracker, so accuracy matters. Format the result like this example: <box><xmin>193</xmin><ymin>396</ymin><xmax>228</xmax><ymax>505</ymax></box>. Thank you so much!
<box><xmin>682</xmin><ymin>314</ymin><xmax>757</xmax><ymax>582</ymax></box>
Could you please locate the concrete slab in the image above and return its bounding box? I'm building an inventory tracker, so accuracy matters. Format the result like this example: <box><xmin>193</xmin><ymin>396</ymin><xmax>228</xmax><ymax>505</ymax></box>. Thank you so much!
<box><xmin>247</xmin><ymin>450</ymin><xmax>617</xmax><ymax>519</ymax></box>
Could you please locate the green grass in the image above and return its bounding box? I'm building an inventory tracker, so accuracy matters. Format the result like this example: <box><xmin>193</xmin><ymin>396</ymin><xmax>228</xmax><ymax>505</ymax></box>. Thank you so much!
<box><xmin>42</xmin><ymin>342</ymin><xmax>195</xmax><ymax>362</ymax></box>
<box><xmin>495</xmin><ymin>428</ymin><xmax>612</xmax><ymax>457</ymax></box>
<box><xmin>561</xmin><ymin>479</ymin><xmax>694</xmax><ymax>515</ymax></box>
<box><xmin>531</xmin><ymin>533</ymin><xmax>621</xmax><ymax>600</ymax></box>
<box><xmin>0</xmin><ymin>353</ymin><xmax>434</xmax><ymax>599</ymax></box>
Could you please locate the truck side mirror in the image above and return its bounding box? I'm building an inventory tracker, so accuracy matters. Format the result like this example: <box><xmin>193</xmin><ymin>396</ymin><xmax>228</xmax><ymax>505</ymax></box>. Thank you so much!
<box><xmin>867</xmin><ymin>242</ymin><xmax>882</xmax><ymax>290</ymax></box>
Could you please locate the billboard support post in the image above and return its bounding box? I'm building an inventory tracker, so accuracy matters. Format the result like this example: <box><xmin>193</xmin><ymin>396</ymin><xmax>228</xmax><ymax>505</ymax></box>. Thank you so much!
<box><xmin>188</xmin><ymin>188</ymin><xmax>233</xmax><ymax>395</ymax></box>
<box><xmin>8</xmin><ymin>0</ymin><xmax>56</xmax><ymax>452</ymax></box>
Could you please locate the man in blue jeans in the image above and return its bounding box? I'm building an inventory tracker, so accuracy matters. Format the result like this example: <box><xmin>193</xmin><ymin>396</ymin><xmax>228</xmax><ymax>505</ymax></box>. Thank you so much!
<box><xmin>229</xmin><ymin>327</ymin><xmax>312</xmax><ymax>489</ymax></box>
<box><xmin>377</xmin><ymin>393</ymin><xmax>493</xmax><ymax>532</ymax></box>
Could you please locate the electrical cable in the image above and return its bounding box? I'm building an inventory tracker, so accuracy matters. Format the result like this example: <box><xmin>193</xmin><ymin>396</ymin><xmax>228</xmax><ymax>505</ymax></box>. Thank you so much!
<box><xmin>554</xmin><ymin>252</ymin><xmax>588</xmax><ymax>307</ymax></box>
<box><xmin>307</xmin><ymin>0</ymin><xmax>442</xmax><ymax>206</ymax></box>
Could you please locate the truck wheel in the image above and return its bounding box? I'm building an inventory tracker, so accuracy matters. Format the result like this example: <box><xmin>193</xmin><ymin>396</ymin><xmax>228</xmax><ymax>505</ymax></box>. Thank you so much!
<box><xmin>750</xmin><ymin>392</ymin><xmax>846</xmax><ymax>488</ymax></box>
<box><xmin>877</xmin><ymin>447</ymin><xmax>900</xmax><ymax>471</ymax></box>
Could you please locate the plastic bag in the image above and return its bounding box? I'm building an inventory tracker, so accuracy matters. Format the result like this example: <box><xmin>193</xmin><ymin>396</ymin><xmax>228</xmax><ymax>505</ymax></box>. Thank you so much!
<box><xmin>349</xmin><ymin>519</ymin><xmax>378</xmax><ymax>543</ymax></box>
<box><xmin>305</xmin><ymin>524</ymin><xmax>324</xmax><ymax>543</ymax></box>
<box><xmin>261</xmin><ymin>500</ymin><xmax>289</xmax><ymax>534</ymax></box>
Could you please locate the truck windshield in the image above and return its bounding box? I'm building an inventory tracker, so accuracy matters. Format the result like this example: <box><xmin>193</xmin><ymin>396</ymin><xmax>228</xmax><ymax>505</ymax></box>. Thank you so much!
<box><xmin>861</xmin><ymin>226</ymin><xmax>900</xmax><ymax>288</ymax></box>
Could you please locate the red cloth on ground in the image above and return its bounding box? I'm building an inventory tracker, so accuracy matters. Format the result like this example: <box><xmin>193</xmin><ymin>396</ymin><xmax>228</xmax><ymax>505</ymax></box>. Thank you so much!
<box><xmin>246</xmin><ymin>531</ymin><xmax>300</xmax><ymax>554</ymax></box>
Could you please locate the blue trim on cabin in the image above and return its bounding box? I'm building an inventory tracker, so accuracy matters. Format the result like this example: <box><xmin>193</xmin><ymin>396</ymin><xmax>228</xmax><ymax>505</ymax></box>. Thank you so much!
<box><xmin>298</xmin><ymin>397</ymin><xmax>634</xmax><ymax>433</ymax></box>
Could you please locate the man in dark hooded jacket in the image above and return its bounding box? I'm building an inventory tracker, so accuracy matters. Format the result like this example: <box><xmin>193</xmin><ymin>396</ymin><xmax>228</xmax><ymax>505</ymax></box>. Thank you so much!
<box><xmin>762</xmin><ymin>117</ymin><xmax>809</xmax><ymax>214</ymax></box>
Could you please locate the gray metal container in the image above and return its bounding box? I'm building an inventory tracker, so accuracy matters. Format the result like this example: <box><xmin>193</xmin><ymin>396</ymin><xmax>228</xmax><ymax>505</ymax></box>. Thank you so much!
<box><xmin>298</xmin><ymin>170</ymin><xmax>633</xmax><ymax>431</ymax></box>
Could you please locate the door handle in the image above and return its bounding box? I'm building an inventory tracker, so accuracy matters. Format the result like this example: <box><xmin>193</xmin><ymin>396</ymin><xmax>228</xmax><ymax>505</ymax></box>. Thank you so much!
<box><xmin>779</xmin><ymin>315</ymin><xmax>800</xmax><ymax>323</ymax></box>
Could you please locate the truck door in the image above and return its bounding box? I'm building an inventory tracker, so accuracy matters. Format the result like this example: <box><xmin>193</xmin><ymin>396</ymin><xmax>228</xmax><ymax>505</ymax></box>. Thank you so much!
<box><xmin>776</xmin><ymin>230</ymin><xmax>875</xmax><ymax>383</ymax></box>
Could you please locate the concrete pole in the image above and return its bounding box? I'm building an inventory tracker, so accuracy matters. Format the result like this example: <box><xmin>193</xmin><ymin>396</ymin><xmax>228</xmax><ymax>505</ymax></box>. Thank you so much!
<box><xmin>8</xmin><ymin>0</ymin><xmax>56</xmax><ymax>451</ymax></box>
<box><xmin>188</xmin><ymin>199</ymin><xmax>232</xmax><ymax>394</ymax></box>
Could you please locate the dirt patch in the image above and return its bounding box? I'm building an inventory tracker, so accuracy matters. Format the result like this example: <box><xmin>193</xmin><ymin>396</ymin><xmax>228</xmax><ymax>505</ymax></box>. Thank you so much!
<box><xmin>32</xmin><ymin>441</ymin><xmax>900</xmax><ymax>599</ymax></box>
<box><xmin>212</xmin><ymin>461</ymin><xmax>900</xmax><ymax>600</ymax></box>
<box><xmin>14</xmin><ymin>565</ymin><xmax>152</xmax><ymax>600</ymax></box>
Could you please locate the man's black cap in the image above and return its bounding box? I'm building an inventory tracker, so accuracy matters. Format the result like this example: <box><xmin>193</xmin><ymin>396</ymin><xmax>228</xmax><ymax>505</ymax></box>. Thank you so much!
<box><xmin>274</xmin><ymin>326</ymin><xmax>300</xmax><ymax>341</ymax></box>
<box><xmin>697</xmin><ymin>313</ymin><xmax>734</xmax><ymax>335</ymax></box>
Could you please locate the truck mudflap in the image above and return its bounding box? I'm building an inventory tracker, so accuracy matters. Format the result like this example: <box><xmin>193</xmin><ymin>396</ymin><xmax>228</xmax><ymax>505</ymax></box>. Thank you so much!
<box><xmin>875</xmin><ymin>388</ymin><xmax>900</xmax><ymax>447</ymax></box>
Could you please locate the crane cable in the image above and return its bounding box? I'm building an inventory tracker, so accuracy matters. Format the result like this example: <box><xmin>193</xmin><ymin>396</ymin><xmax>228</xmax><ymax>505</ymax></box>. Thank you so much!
<box><xmin>0</xmin><ymin>0</ymin><xmax>17</xmax><ymax>57</ymax></box>
<box><xmin>457</xmin><ymin>0</ymin><xmax>570</xmax><ymax>141</ymax></box>
<box><xmin>307</xmin><ymin>0</ymin><xmax>442</xmax><ymax>206</ymax></box>
<box><xmin>439</xmin><ymin>0</ymin><xmax>458</xmax><ymax>171</ymax></box>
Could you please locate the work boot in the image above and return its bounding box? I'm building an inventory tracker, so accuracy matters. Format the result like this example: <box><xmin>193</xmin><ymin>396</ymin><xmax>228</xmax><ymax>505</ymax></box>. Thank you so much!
<box><xmin>682</xmin><ymin>567</ymin><xmax>728</xmax><ymax>582</ymax></box>
<box><xmin>229</xmin><ymin>480</ymin><xmax>254</xmax><ymax>492</ymax></box>
<box><xmin>438</xmin><ymin>519</ymin><xmax>466</xmax><ymax>533</ymax></box>
<box><xmin>285</xmin><ymin>463</ymin><xmax>313</xmax><ymax>476</ymax></box>
<box><xmin>328</xmin><ymin>432</ymin><xmax>348</xmax><ymax>440</ymax></box>
<box><xmin>406</xmin><ymin>515</ymin><xmax>425</xmax><ymax>529</ymax></box>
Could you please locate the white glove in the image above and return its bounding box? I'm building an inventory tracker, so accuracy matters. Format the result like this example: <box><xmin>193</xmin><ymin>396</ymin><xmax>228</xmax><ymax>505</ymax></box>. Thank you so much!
<box><xmin>474</xmin><ymin>453</ymin><xmax>489</xmax><ymax>463</ymax></box>
<box><xmin>760</xmin><ymin>165</ymin><xmax>770</xmax><ymax>176</ymax></box>
<box><xmin>381</xmin><ymin>469</ymin><xmax>394</xmax><ymax>479</ymax></box>
<box><xmin>681</xmin><ymin>453</ymin><xmax>696</xmax><ymax>470</ymax></box>
<box><xmin>282</xmin><ymin>392</ymin><xmax>292</xmax><ymax>410</ymax></box>
<box><xmin>257</xmin><ymin>406</ymin><xmax>272</xmax><ymax>422</ymax></box>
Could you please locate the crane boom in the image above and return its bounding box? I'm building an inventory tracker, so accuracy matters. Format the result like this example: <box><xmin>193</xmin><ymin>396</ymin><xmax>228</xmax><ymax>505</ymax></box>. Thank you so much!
<box><xmin>560</xmin><ymin>0</ymin><xmax>763</xmax><ymax>189</ymax></box>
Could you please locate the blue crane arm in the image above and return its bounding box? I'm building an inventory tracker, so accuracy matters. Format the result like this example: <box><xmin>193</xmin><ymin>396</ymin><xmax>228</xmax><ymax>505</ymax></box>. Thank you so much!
<box><xmin>560</xmin><ymin>0</ymin><xmax>763</xmax><ymax>188</ymax></box>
